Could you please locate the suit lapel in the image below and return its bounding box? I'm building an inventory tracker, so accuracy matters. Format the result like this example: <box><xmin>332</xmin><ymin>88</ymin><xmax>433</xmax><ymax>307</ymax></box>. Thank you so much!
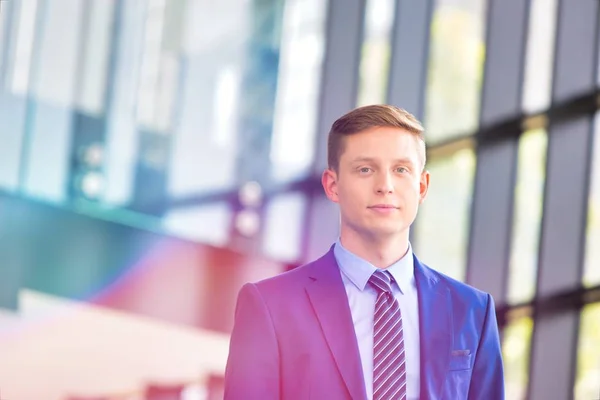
<box><xmin>305</xmin><ymin>249</ymin><xmax>367</xmax><ymax>400</ymax></box>
<box><xmin>414</xmin><ymin>256</ymin><xmax>452</xmax><ymax>400</ymax></box>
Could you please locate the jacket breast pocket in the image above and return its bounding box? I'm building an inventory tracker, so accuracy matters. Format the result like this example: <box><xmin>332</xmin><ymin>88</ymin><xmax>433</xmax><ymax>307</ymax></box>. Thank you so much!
<box><xmin>448</xmin><ymin>352</ymin><xmax>472</xmax><ymax>371</ymax></box>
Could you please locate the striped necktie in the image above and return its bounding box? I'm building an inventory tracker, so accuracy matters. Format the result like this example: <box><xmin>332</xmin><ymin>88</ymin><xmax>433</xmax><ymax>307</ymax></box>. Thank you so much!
<box><xmin>369</xmin><ymin>270</ymin><xmax>407</xmax><ymax>400</ymax></box>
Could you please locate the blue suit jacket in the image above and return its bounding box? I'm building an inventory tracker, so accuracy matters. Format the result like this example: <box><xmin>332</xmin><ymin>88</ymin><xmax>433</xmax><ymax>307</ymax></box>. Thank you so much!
<box><xmin>224</xmin><ymin>248</ymin><xmax>504</xmax><ymax>399</ymax></box>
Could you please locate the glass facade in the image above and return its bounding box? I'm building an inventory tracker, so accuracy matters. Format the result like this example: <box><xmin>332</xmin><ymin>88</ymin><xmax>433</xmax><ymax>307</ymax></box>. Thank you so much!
<box><xmin>502</xmin><ymin>313</ymin><xmax>533</xmax><ymax>400</ymax></box>
<box><xmin>507</xmin><ymin>129</ymin><xmax>547</xmax><ymax>305</ymax></box>
<box><xmin>414</xmin><ymin>147</ymin><xmax>476</xmax><ymax>281</ymax></box>
<box><xmin>356</xmin><ymin>0</ymin><xmax>395</xmax><ymax>107</ymax></box>
<box><xmin>583</xmin><ymin>113</ymin><xmax>600</xmax><ymax>287</ymax></box>
<box><xmin>575</xmin><ymin>303</ymin><xmax>600</xmax><ymax>400</ymax></box>
<box><xmin>424</xmin><ymin>0</ymin><xmax>487</xmax><ymax>143</ymax></box>
<box><xmin>270</xmin><ymin>0</ymin><xmax>327</xmax><ymax>183</ymax></box>
<box><xmin>521</xmin><ymin>0</ymin><xmax>558</xmax><ymax>114</ymax></box>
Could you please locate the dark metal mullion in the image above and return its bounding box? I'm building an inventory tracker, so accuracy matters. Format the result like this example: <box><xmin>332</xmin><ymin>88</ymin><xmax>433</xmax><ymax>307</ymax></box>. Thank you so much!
<box><xmin>386</xmin><ymin>0</ymin><xmax>434</xmax><ymax>121</ymax></box>
<box><xmin>417</xmin><ymin>88</ymin><xmax>599</xmax><ymax>150</ymax></box>
<box><xmin>498</xmin><ymin>284</ymin><xmax>600</xmax><ymax>320</ymax></box>
<box><xmin>528</xmin><ymin>1</ymin><xmax>599</xmax><ymax>399</ymax></box>
<box><xmin>495</xmin><ymin>0</ymin><xmax>532</xmax><ymax>313</ymax></box>
<box><xmin>569</xmin><ymin>4</ymin><xmax>600</xmax><ymax>399</ymax></box>
<box><xmin>525</xmin><ymin>0</ymin><xmax>565</xmax><ymax>388</ymax></box>
<box><xmin>465</xmin><ymin>0</ymin><xmax>530</xmax><ymax>306</ymax></box>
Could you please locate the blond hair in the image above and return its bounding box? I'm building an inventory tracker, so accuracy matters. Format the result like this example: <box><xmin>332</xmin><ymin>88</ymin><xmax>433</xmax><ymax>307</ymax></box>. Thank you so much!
<box><xmin>327</xmin><ymin>104</ymin><xmax>426</xmax><ymax>171</ymax></box>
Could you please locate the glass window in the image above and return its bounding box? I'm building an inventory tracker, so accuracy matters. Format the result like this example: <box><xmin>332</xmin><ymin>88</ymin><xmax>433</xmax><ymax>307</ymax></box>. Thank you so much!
<box><xmin>154</xmin><ymin>0</ymin><xmax>186</xmax><ymax>132</ymax></box>
<box><xmin>0</xmin><ymin>100</ymin><xmax>23</xmax><ymax>191</ymax></box>
<box><xmin>0</xmin><ymin>0</ymin><xmax>10</xmax><ymax>80</ymax></box>
<box><xmin>22</xmin><ymin>105</ymin><xmax>73</xmax><ymax>203</ymax></box>
<box><xmin>163</xmin><ymin>203</ymin><xmax>231</xmax><ymax>246</ymax></box>
<box><xmin>262</xmin><ymin>192</ymin><xmax>307</xmax><ymax>262</ymax></box>
<box><xmin>414</xmin><ymin>148</ymin><xmax>476</xmax><ymax>281</ymax></box>
<box><xmin>356</xmin><ymin>0</ymin><xmax>395</xmax><ymax>106</ymax></box>
<box><xmin>8</xmin><ymin>0</ymin><xmax>39</xmax><ymax>95</ymax></box>
<box><xmin>574</xmin><ymin>303</ymin><xmax>600</xmax><ymax>400</ymax></box>
<box><xmin>521</xmin><ymin>0</ymin><xmax>558</xmax><ymax>114</ymax></box>
<box><xmin>502</xmin><ymin>313</ymin><xmax>534</xmax><ymax>400</ymax></box>
<box><xmin>76</xmin><ymin>0</ymin><xmax>115</xmax><ymax>116</ymax></box>
<box><xmin>0</xmin><ymin>0</ymin><xmax>35</xmax><ymax>192</ymax></box>
<box><xmin>0</xmin><ymin>90</ymin><xmax>25</xmax><ymax>192</ymax></box>
<box><xmin>212</xmin><ymin>65</ymin><xmax>241</xmax><ymax>150</ymax></box>
<box><xmin>168</xmin><ymin>0</ymin><xmax>252</xmax><ymax>197</ymax></box>
<box><xmin>135</xmin><ymin>0</ymin><xmax>168</xmax><ymax>129</ymax></box>
<box><xmin>168</xmin><ymin>60</ymin><xmax>240</xmax><ymax>195</ymax></box>
<box><xmin>18</xmin><ymin>0</ymin><xmax>86</xmax><ymax>202</ymax></box>
<box><xmin>424</xmin><ymin>0</ymin><xmax>487</xmax><ymax>143</ymax></box>
<box><xmin>583</xmin><ymin>113</ymin><xmax>600</xmax><ymax>287</ymax></box>
<box><xmin>32</xmin><ymin>0</ymin><xmax>85</xmax><ymax>108</ymax></box>
<box><xmin>270</xmin><ymin>0</ymin><xmax>327</xmax><ymax>183</ymax></box>
<box><xmin>134</xmin><ymin>0</ymin><xmax>185</xmax><ymax>132</ymax></box>
<box><xmin>102</xmin><ymin>0</ymin><xmax>148</xmax><ymax>207</ymax></box>
<box><xmin>507</xmin><ymin>129</ymin><xmax>548</xmax><ymax>304</ymax></box>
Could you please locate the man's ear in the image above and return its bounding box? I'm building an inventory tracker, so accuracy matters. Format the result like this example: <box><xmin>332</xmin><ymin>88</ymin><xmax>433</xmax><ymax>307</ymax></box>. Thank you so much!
<box><xmin>322</xmin><ymin>168</ymin><xmax>340</xmax><ymax>203</ymax></box>
<box><xmin>419</xmin><ymin>170</ymin><xmax>430</xmax><ymax>204</ymax></box>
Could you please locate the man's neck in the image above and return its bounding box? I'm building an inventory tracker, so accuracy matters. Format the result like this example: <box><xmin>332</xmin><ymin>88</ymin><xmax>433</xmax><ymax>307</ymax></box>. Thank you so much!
<box><xmin>339</xmin><ymin>229</ymin><xmax>410</xmax><ymax>269</ymax></box>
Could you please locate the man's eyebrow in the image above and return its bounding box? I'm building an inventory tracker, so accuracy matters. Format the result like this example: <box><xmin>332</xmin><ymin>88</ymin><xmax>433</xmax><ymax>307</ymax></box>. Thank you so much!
<box><xmin>393</xmin><ymin>157</ymin><xmax>417</xmax><ymax>166</ymax></box>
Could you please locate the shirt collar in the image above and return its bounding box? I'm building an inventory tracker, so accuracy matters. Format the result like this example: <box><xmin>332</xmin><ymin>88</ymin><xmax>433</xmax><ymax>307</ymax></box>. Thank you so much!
<box><xmin>333</xmin><ymin>239</ymin><xmax>415</xmax><ymax>294</ymax></box>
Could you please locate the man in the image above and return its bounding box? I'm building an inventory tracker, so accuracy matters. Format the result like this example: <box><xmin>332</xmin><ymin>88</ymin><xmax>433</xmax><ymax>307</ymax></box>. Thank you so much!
<box><xmin>224</xmin><ymin>105</ymin><xmax>504</xmax><ymax>399</ymax></box>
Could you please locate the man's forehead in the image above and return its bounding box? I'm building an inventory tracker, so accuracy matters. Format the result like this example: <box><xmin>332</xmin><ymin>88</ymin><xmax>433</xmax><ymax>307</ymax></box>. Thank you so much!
<box><xmin>336</xmin><ymin>130</ymin><xmax>426</xmax><ymax>168</ymax></box>
<box><xmin>349</xmin><ymin>156</ymin><xmax>418</xmax><ymax>165</ymax></box>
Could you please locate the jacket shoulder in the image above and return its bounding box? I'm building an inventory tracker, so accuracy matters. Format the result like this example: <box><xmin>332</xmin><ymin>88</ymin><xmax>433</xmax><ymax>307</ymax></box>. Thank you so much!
<box><xmin>422</xmin><ymin>262</ymin><xmax>492</xmax><ymax>308</ymax></box>
<box><xmin>249</xmin><ymin>257</ymin><xmax>322</xmax><ymax>297</ymax></box>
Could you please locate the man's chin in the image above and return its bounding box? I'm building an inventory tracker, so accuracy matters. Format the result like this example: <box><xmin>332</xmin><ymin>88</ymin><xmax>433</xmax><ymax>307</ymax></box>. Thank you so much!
<box><xmin>364</xmin><ymin>224</ymin><xmax>408</xmax><ymax>238</ymax></box>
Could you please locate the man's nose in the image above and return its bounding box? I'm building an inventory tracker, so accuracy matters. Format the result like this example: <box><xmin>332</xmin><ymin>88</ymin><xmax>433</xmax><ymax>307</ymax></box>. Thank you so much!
<box><xmin>376</xmin><ymin>172</ymin><xmax>394</xmax><ymax>194</ymax></box>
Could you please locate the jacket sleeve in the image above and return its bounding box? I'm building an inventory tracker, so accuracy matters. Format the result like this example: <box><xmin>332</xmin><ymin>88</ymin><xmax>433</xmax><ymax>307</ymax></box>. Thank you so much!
<box><xmin>468</xmin><ymin>293</ymin><xmax>505</xmax><ymax>400</ymax></box>
<box><xmin>224</xmin><ymin>283</ymin><xmax>280</xmax><ymax>399</ymax></box>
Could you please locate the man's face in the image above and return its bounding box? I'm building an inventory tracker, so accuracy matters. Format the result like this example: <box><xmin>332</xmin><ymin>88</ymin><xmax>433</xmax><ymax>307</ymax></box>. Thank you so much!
<box><xmin>322</xmin><ymin>126</ymin><xmax>430</xmax><ymax>240</ymax></box>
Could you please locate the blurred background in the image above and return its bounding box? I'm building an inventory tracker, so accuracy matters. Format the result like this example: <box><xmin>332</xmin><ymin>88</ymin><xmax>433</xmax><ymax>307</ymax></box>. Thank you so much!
<box><xmin>0</xmin><ymin>0</ymin><xmax>599</xmax><ymax>399</ymax></box>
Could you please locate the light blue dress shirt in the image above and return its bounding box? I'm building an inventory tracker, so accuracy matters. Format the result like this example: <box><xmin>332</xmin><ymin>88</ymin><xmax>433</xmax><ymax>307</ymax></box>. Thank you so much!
<box><xmin>334</xmin><ymin>239</ymin><xmax>420</xmax><ymax>400</ymax></box>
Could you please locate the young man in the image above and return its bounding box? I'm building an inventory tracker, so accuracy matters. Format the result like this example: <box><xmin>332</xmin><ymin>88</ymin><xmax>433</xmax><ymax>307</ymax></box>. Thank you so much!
<box><xmin>224</xmin><ymin>105</ymin><xmax>504</xmax><ymax>400</ymax></box>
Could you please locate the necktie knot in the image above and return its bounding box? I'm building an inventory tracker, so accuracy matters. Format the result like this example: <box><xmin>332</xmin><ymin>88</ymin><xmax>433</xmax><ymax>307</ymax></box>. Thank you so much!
<box><xmin>369</xmin><ymin>270</ymin><xmax>394</xmax><ymax>294</ymax></box>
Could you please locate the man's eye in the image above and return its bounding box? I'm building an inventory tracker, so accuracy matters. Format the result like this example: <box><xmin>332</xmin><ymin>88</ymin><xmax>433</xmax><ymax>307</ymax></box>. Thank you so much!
<box><xmin>360</xmin><ymin>167</ymin><xmax>371</xmax><ymax>173</ymax></box>
<box><xmin>397</xmin><ymin>167</ymin><xmax>407</xmax><ymax>173</ymax></box>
